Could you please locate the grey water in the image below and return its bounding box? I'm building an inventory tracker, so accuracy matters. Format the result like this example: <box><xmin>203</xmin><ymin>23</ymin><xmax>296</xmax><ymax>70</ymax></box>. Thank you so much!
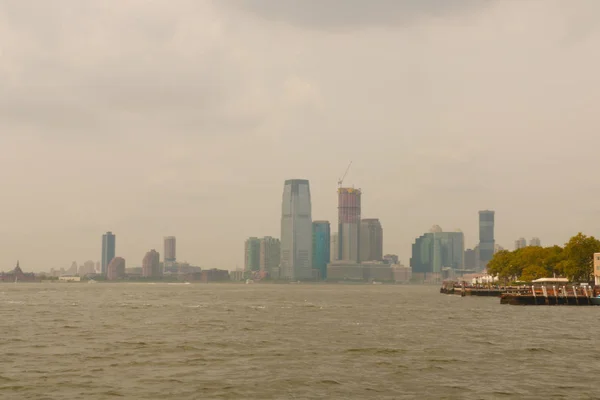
<box><xmin>1</xmin><ymin>283</ymin><xmax>598</xmax><ymax>399</ymax></box>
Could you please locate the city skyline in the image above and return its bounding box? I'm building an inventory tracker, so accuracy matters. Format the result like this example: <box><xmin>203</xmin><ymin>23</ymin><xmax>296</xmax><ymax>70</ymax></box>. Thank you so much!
<box><xmin>3</xmin><ymin>1</ymin><xmax>599</xmax><ymax>271</ymax></box>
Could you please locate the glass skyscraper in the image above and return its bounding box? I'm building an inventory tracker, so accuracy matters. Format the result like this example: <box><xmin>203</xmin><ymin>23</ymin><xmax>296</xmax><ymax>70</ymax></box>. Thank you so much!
<box><xmin>101</xmin><ymin>231</ymin><xmax>116</xmax><ymax>275</ymax></box>
<box><xmin>478</xmin><ymin>210</ymin><xmax>495</xmax><ymax>269</ymax></box>
<box><xmin>312</xmin><ymin>221</ymin><xmax>331</xmax><ymax>280</ymax></box>
<box><xmin>280</xmin><ymin>179</ymin><xmax>312</xmax><ymax>280</ymax></box>
<box><xmin>359</xmin><ymin>218</ymin><xmax>383</xmax><ymax>262</ymax></box>
<box><xmin>410</xmin><ymin>228</ymin><xmax>464</xmax><ymax>273</ymax></box>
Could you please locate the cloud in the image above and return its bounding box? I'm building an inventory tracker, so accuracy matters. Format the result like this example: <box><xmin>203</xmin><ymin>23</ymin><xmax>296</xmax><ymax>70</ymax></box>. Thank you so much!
<box><xmin>0</xmin><ymin>0</ymin><xmax>269</xmax><ymax>142</ymax></box>
<box><xmin>227</xmin><ymin>0</ymin><xmax>494</xmax><ymax>29</ymax></box>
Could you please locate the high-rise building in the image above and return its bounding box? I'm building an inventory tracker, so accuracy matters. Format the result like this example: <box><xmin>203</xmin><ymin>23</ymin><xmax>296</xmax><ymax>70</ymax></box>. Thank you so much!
<box><xmin>330</xmin><ymin>233</ymin><xmax>339</xmax><ymax>262</ymax></box>
<box><xmin>244</xmin><ymin>237</ymin><xmax>261</xmax><ymax>272</ymax></box>
<box><xmin>464</xmin><ymin>249</ymin><xmax>477</xmax><ymax>269</ymax></box>
<box><xmin>411</xmin><ymin>227</ymin><xmax>464</xmax><ymax>274</ymax></box>
<box><xmin>478</xmin><ymin>210</ymin><xmax>495</xmax><ymax>269</ymax></box>
<box><xmin>280</xmin><ymin>179</ymin><xmax>313</xmax><ymax>280</ymax></box>
<box><xmin>259</xmin><ymin>237</ymin><xmax>280</xmax><ymax>276</ymax></box>
<box><xmin>338</xmin><ymin>188</ymin><xmax>361</xmax><ymax>262</ymax></box>
<box><xmin>142</xmin><ymin>249</ymin><xmax>161</xmax><ymax>278</ymax></box>
<box><xmin>312</xmin><ymin>221</ymin><xmax>331</xmax><ymax>280</ymax></box>
<box><xmin>529</xmin><ymin>237</ymin><xmax>541</xmax><ymax>247</ymax></box>
<box><xmin>515</xmin><ymin>237</ymin><xmax>527</xmax><ymax>250</ymax></box>
<box><xmin>107</xmin><ymin>257</ymin><xmax>125</xmax><ymax>281</ymax></box>
<box><xmin>359</xmin><ymin>218</ymin><xmax>383</xmax><ymax>262</ymax></box>
<box><xmin>101</xmin><ymin>232</ymin><xmax>116</xmax><ymax>275</ymax></box>
<box><xmin>164</xmin><ymin>236</ymin><xmax>176</xmax><ymax>263</ymax></box>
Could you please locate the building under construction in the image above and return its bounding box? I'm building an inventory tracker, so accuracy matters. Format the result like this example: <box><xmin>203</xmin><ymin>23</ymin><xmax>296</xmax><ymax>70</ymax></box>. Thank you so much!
<box><xmin>337</xmin><ymin>187</ymin><xmax>362</xmax><ymax>262</ymax></box>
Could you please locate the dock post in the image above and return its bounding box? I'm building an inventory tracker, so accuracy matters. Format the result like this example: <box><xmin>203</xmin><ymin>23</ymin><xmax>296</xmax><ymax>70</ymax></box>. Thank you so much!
<box><xmin>532</xmin><ymin>285</ymin><xmax>537</xmax><ymax>305</ymax></box>
<box><xmin>583</xmin><ymin>286</ymin><xmax>591</xmax><ymax>305</ymax></box>
<box><xmin>562</xmin><ymin>286</ymin><xmax>567</xmax><ymax>304</ymax></box>
<box><xmin>553</xmin><ymin>285</ymin><xmax>558</xmax><ymax>305</ymax></box>
<box><xmin>573</xmin><ymin>286</ymin><xmax>579</xmax><ymax>305</ymax></box>
<box><xmin>542</xmin><ymin>285</ymin><xmax>549</xmax><ymax>305</ymax></box>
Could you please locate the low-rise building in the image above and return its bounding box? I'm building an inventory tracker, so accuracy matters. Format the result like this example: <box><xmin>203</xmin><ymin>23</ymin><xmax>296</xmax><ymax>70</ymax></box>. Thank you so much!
<box><xmin>201</xmin><ymin>269</ymin><xmax>230</xmax><ymax>283</ymax></box>
<box><xmin>327</xmin><ymin>261</ymin><xmax>364</xmax><ymax>281</ymax></box>
<box><xmin>594</xmin><ymin>253</ymin><xmax>600</xmax><ymax>286</ymax></box>
<box><xmin>59</xmin><ymin>276</ymin><xmax>81</xmax><ymax>282</ymax></box>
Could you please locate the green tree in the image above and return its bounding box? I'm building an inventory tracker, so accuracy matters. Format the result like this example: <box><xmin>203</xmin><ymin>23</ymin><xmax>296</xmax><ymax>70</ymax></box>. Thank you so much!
<box><xmin>487</xmin><ymin>250</ymin><xmax>516</xmax><ymax>281</ymax></box>
<box><xmin>520</xmin><ymin>265</ymin><xmax>548</xmax><ymax>282</ymax></box>
<box><xmin>562</xmin><ymin>233</ymin><xmax>600</xmax><ymax>282</ymax></box>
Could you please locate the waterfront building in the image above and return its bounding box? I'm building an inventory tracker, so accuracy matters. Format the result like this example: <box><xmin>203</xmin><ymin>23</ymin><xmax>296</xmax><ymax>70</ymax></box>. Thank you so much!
<box><xmin>529</xmin><ymin>237</ymin><xmax>541</xmax><ymax>247</ymax></box>
<box><xmin>230</xmin><ymin>270</ymin><xmax>244</xmax><ymax>281</ymax></box>
<box><xmin>515</xmin><ymin>237</ymin><xmax>527</xmax><ymax>250</ymax></box>
<box><xmin>330</xmin><ymin>232</ymin><xmax>339</xmax><ymax>262</ymax></box>
<box><xmin>359</xmin><ymin>218</ymin><xmax>383</xmax><ymax>262</ymax></box>
<box><xmin>338</xmin><ymin>188</ymin><xmax>361</xmax><ymax>262</ymax></box>
<box><xmin>410</xmin><ymin>226</ymin><xmax>464</xmax><ymax>275</ymax></box>
<box><xmin>164</xmin><ymin>236</ymin><xmax>176</xmax><ymax>263</ymax></box>
<box><xmin>392</xmin><ymin>264</ymin><xmax>412</xmax><ymax>283</ymax></box>
<box><xmin>107</xmin><ymin>257</ymin><xmax>125</xmax><ymax>280</ymax></box>
<box><xmin>0</xmin><ymin>262</ymin><xmax>37</xmax><ymax>282</ymax></box>
<box><xmin>244</xmin><ymin>237</ymin><xmax>261</xmax><ymax>272</ymax></box>
<box><xmin>260</xmin><ymin>236</ymin><xmax>281</xmax><ymax>277</ymax></box>
<box><xmin>142</xmin><ymin>250</ymin><xmax>161</xmax><ymax>278</ymax></box>
<box><xmin>478</xmin><ymin>210</ymin><xmax>495</xmax><ymax>270</ymax></box>
<box><xmin>101</xmin><ymin>232</ymin><xmax>116</xmax><ymax>275</ymax></box>
<box><xmin>594</xmin><ymin>253</ymin><xmax>600</xmax><ymax>286</ymax></box>
<box><xmin>327</xmin><ymin>261</ymin><xmax>364</xmax><ymax>281</ymax></box>
<box><xmin>312</xmin><ymin>221</ymin><xmax>331</xmax><ymax>280</ymax></box>
<box><xmin>280</xmin><ymin>179</ymin><xmax>313</xmax><ymax>280</ymax></box>
<box><xmin>201</xmin><ymin>268</ymin><xmax>230</xmax><ymax>283</ymax></box>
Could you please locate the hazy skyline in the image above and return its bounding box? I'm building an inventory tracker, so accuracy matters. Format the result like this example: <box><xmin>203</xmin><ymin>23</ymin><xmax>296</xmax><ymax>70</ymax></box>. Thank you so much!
<box><xmin>2</xmin><ymin>0</ymin><xmax>600</xmax><ymax>271</ymax></box>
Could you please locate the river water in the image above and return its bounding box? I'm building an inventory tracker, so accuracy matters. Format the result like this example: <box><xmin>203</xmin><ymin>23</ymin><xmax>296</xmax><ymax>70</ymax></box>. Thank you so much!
<box><xmin>1</xmin><ymin>283</ymin><xmax>598</xmax><ymax>399</ymax></box>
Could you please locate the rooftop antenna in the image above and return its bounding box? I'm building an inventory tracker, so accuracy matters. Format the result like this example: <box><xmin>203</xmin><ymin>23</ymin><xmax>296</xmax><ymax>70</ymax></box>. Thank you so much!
<box><xmin>337</xmin><ymin>161</ymin><xmax>353</xmax><ymax>188</ymax></box>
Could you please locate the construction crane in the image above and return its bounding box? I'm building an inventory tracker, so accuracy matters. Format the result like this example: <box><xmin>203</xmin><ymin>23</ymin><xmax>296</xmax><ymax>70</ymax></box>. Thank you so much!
<box><xmin>337</xmin><ymin>161</ymin><xmax>353</xmax><ymax>188</ymax></box>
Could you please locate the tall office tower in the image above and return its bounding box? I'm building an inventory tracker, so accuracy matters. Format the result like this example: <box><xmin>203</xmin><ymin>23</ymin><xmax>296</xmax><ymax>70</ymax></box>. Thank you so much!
<box><xmin>164</xmin><ymin>236</ymin><xmax>176</xmax><ymax>263</ymax></box>
<box><xmin>142</xmin><ymin>249</ymin><xmax>161</xmax><ymax>278</ymax></box>
<box><xmin>330</xmin><ymin>233</ymin><xmax>339</xmax><ymax>262</ymax></box>
<box><xmin>515</xmin><ymin>237</ymin><xmax>527</xmax><ymax>250</ymax></box>
<box><xmin>359</xmin><ymin>218</ymin><xmax>383</xmax><ymax>262</ymax></box>
<box><xmin>280</xmin><ymin>179</ymin><xmax>313</xmax><ymax>280</ymax></box>
<box><xmin>529</xmin><ymin>237</ymin><xmax>541</xmax><ymax>247</ymax></box>
<box><xmin>338</xmin><ymin>188</ymin><xmax>362</xmax><ymax>262</ymax></box>
<box><xmin>312</xmin><ymin>221</ymin><xmax>331</xmax><ymax>280</ymax></box>
<box><xmin>478</xmin><ymin>210</ymin><xmax>495</xmax><ymax>270</ymax></box>
<box><xmin>259</xmin><ymin>237</ymin><xmax>281</xmax><ymax>275</ymax></box>
<box><xmin>107</xmin><ymin>257</ymin><xmax>126</xmax><ymax>281</ymax></box>
<box><xmin>410</xmin><ymin>227</ymin><xmax>465</xmax><ymax>274</ymax></box>
<box><xmin>101</xmin><ymin>232</ymin><xmax>116</xmax><ymax>275</ymax></box>
<box><xmin>244</xmin><ymin>237</ymin><xmax>261</xmax><ymax>272</ymax></box>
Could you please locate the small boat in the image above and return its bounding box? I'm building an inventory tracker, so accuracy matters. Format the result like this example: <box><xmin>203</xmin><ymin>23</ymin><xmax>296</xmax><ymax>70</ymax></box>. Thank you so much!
<box><xmin>590</xmin><ymin>296</ymin><xmax>600</xmax><ymax>306</ymax></box>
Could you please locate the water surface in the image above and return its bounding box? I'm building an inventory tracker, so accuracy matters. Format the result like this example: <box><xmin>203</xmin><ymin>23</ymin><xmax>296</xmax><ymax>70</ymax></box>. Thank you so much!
<box><xmin>1</xmin><ymin>283</ymin><xmax>598</xmax><ymax>399</ymax></box>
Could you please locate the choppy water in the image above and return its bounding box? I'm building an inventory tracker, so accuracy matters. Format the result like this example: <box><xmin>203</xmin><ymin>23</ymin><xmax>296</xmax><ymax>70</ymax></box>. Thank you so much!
<box><xmin>1</xmin><ymin>283</ymin><xmax>599</xmax><ymax>399</ymax></box>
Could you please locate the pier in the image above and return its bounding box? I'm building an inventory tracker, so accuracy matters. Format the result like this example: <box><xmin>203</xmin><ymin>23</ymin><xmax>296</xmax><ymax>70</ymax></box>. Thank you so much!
<box><xmin>441</xmin><ymin>280</ymin><xmax>599</xmax><ymax>306</ymax></box>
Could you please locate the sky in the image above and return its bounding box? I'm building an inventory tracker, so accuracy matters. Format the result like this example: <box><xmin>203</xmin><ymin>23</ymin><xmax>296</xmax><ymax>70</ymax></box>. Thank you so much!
<box><xmin>1</xmin><ymin>0</ymin><xmax>600</xmax><ymax>271</ymax></box>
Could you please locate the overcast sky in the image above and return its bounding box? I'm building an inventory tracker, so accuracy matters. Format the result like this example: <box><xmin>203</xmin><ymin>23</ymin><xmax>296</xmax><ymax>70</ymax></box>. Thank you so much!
<box><xmin>2</xmin><ymin>0</ymin><xmax>600</xmax><ymax>271</ymax></box>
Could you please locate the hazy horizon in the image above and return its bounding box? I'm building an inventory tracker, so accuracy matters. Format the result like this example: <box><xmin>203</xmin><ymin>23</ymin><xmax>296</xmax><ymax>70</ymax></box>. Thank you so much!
<box><xmin>2</xmin><ymin>0</ymin><xmax>600</xmax><ymax>271</ymax></box>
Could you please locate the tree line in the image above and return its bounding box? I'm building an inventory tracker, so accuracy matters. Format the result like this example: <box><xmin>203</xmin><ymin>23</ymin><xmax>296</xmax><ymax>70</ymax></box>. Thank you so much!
<box><xmin>487</xmin><ymin>233</ymin><xmax>600</xmax><ymax>282</ymax></box>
